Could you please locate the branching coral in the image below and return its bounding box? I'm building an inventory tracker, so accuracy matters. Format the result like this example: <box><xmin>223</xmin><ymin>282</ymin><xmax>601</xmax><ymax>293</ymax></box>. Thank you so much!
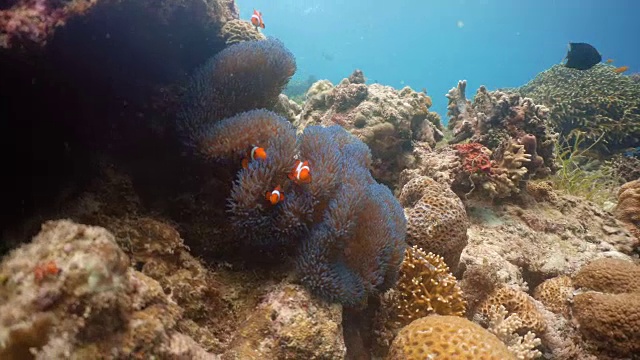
<box><xmin>178</xmin><ymin>38</ymin><xmax>296</xmax><ymax>148</ymax></box>
<box><xmin>518</xmin><ymin>64</ymin><xmax>640</xmax><ymax>153</ymax></box>
<box><xmin>486</xmin><ymin>305</ymin><xmax>542</xmax><ymax>360</ymax></box>
<box><xmin>389</xmin><ymin>246</ymin><xmax>466</xmax><ymax>328</ymax></box>
<box><xmin>446</xmin><ymin>80</ymin><xmax>557</xmax><ymax>178</ymax></box>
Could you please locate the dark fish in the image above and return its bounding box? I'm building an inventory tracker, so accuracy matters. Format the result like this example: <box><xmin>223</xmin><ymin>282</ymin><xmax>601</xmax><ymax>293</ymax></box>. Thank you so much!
<box><xmin>564</xmin><ymin>42</ymin><xmax>602</xmax><ymax>70</ymax></box>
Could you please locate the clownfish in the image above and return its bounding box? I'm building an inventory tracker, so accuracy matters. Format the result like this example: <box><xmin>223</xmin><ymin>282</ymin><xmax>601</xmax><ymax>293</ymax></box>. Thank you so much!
<box><xmin>288</xmin><ymin>160</ymin><xmax>311</xmax><ymax>184</ymax></box>
<box><xmin>265</xmin><ymin>185</ymin><xmax>284</xmax><ymax>205</ymax></box>
<box><xmin>251</xmin><ymin>9</ymin><xmax>265</xmax><ymax>29</ymax></box>
<box><xmin>241</xmin><ymin>145</ymin><xmax>267</xmax><ymax>169</ymax></box>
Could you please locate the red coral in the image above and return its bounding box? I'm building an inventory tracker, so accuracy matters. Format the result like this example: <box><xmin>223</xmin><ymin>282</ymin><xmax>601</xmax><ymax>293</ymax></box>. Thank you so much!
<box><xmin>454</xmin><ymin>143</ymin><xmax>493</xmax><ymax>174</ymax></box>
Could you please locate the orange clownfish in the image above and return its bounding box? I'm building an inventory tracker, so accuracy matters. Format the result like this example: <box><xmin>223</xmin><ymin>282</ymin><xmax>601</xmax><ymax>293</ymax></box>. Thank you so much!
<box><xmin>251</xmin><ymin>9</ymin><xmax>265</xmax><ymax>29</ymax></box>
<box><xmin>613</xmin><ymin>65</ymin><xmax>629</xmax><ymax>74</ymax></box>
<box><xmin>242</xmin><ymin>145</ymin><xmax>267</xmax><ymax>169</ymax></box>
<box><xmin>265</xmin><ymin>185</ymin><xmax>284</xmax><ymax>205</ymax></box>
<box><xmin>288</xmin><ymin>160</ymin><xmax>311</xmax><ymax>184</ymax></box>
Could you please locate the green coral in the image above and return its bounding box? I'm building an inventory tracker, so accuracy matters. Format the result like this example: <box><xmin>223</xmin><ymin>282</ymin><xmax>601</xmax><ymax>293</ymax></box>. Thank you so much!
<box><xmin>518</xmin><ymin>64</ymin><xmax>640</xmax><ymax>153</ymax></box>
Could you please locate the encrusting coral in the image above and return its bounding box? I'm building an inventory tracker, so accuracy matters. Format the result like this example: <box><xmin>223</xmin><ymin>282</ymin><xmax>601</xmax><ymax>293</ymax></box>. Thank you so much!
<box><xmin>518</xmin><ymin>64</ymin><xmax>640</xmax><ymax>153</ymax></box>
<box><xmin>176</xmin><ymin>40</ymin><xmax>407</xmax><ymax>308</ymax></box>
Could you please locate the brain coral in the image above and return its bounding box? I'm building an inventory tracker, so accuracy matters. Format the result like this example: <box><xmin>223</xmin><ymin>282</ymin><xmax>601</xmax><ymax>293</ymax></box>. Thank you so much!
<box><xmin>518</xmin><ymin>64</ymin><xmax>640</xmax><ymax>153</ymax></box>
<box><xmin>219</xmin><ymin>19</ymin><xmax>266</xmax><ymax>44</ymax></box>
<box><xmin>572</xmin><ymin>257</ymin><xmax>640</xmax><ymax>294</ymax></box>
<box><xmin>390</xmin><ymin>246</ymin><xmax>466</xmax><ymax>328</ymax></box>
<box><xmin>398</xmin><ymin>175</ymin><xmax>468</xmax><ymax>271</ymax></box>
<box><xmin>387</xmin><ymin>315</ymin><xmax>514</xmax><ymax>360</ymax></box>
<box><xmin>572</xmin><ymin>291</ymin><xmax>640</xmax><ymax>357</ymax></box>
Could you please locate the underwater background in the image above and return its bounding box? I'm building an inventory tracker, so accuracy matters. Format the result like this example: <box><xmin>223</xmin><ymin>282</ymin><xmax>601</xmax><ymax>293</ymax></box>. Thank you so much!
<box><xmin>1</xmin><ymin>0</ymin><xmax>639</xmax><ymax>358</ymax></box>
<box><xmin>238</xmin><ymin>0</ymin><xmax>640</xmax><ymax>117</ymax></box>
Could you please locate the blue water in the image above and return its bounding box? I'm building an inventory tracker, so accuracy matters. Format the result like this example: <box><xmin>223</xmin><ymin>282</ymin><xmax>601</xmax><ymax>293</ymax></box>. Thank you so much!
<box><xmin>236</xmin><ymin>0</ymin><xmax>640</xmax><ymax>120</ymax></box>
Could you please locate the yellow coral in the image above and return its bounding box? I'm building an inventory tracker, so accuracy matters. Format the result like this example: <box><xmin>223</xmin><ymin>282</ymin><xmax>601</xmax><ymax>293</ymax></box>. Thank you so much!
<box><xmin>479</xmin><ymin>286</ymin><xmax>546</xmax><ymax>335</ymax></box>
<box><xmin>387</xmin><ymin>315</ymin><xmax>515</xmax><ymax>360</ymax></box>
<box><xmin>533</xmin><ymin>276</ymin><xmax>573</xmax><ymax>317</ymax></box>
<box><xmin>392</xmin><ymin>246</ymin><xmax>466</xmax><ymax>328</ymax></box>
<box><xmin>399</xmin><ymin>176</ymin><xmax>469</xmax><ymax>270</ymax></box>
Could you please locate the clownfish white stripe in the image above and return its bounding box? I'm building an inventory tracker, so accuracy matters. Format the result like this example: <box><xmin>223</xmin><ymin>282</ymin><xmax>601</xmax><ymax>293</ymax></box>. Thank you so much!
<box><xmin>295</xmin><ymin>162</ymin><xmax>310</xmax><ymax>180</ymax></box>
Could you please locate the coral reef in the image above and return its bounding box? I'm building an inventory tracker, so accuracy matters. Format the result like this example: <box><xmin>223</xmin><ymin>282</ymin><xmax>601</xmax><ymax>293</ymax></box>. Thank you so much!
<box><xmin>0</xmin><ymin>0</ymin><xmax>237</xmax><ymax>49</ymax></box>
<box><xmin>373</xmin><ymin>246</ymin><xmax>466</xmax><ymax>354</ymax></box>
<box><xmin>0</xmin><ymin>220</ymin><xmax>211</xmax><ymax>359</ymax></box>
<box><xmin>446</xmin><ymin>80</ymin><xmax>558</xmax><ymax>178</ymax></box>
<box><xmin>390</xmin><ymin>246</ymin><xmax>466</xmax><ymax>326</ymax></box>
<box><xmin>222</xmin><ymin>283</ymin><xmax>346</xmax><ymax>359</ymax></box>
<box><xmin>297</xmin><ymin>70</ymin><xmax>444</xmax><ymax>188</ymax></box>
<box><xmin>605</xmin><ymin>153</ymin><xmax>640</xmax><ymax>183</ymax></box>
<box><xmin>398</xmin><ymin>176</ymin><xmax>469</xmax><ymax>270</ymax></box>
<box><xmin>518</xmin><ymin>64</ymin><xmax>640</xmax><ymax>153</ymax></box>
<box><xmin>478</xmin><ymin>286</ymin><xmax>546</xmax><ymax>335</ymax></box>
<box><xmin>219</xmin><ymin>19</ymin><xmax>265</xmax><ymax>44</ymax></box>
<box><xmin>485</xmin><ymin>305</ymin><xmax>542</xmax><ymax>360</ymax></box>
<box><xmin>614</xmin><ymin>179</ymin><xmax>640</xmax><ymax>240</ymax></box>
<box><xmin>572</xmin><ymin>292</ymin><xmax>640</xmax><ymax>357</ymax></box>
<box><xmin>180</xmin><ymin>106</ymin><xmax>407</xmax><ymax>307</ymax></box>
<box><xmin>387</xmin><ymin>315</ymin><xmax>515</xmax><ymax>359</ymax></box>
<box><xmin>572</xmin><ymin>257</ymin><xmax>640</xmax><ymax>293</ymax></box>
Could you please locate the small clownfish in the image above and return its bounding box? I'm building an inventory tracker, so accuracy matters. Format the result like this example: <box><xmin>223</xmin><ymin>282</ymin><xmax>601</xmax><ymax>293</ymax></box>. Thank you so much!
<box><xmin>251</xmin><ymin>9</ymin><xmax>265</xmax><ymax>29</ymax></box>
<box><xmin>288</xmin><ymin>160</ymin><xmax>311</xmax><ymax>184</ymax></box>
<box><xmin>241</xmin><ymin>145</ymin><xmax>267</xmax><ymax>169</ymax></box>
<box><xmin>606</xmin><ymin>59</ymin><xmax>614</xmax><ymax>64</ymax></box>
<box><xmin>265</xmin><ymin>185</ymin><xmax>285</xmax><ymax>205</ymax></box>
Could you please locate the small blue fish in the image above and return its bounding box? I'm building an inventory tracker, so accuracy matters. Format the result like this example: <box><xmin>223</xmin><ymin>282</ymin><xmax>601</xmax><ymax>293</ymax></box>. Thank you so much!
<box><xmin>623</xmin><ymin>147</ymin><xmax>640</xmax><ymax>158</ymax></box>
